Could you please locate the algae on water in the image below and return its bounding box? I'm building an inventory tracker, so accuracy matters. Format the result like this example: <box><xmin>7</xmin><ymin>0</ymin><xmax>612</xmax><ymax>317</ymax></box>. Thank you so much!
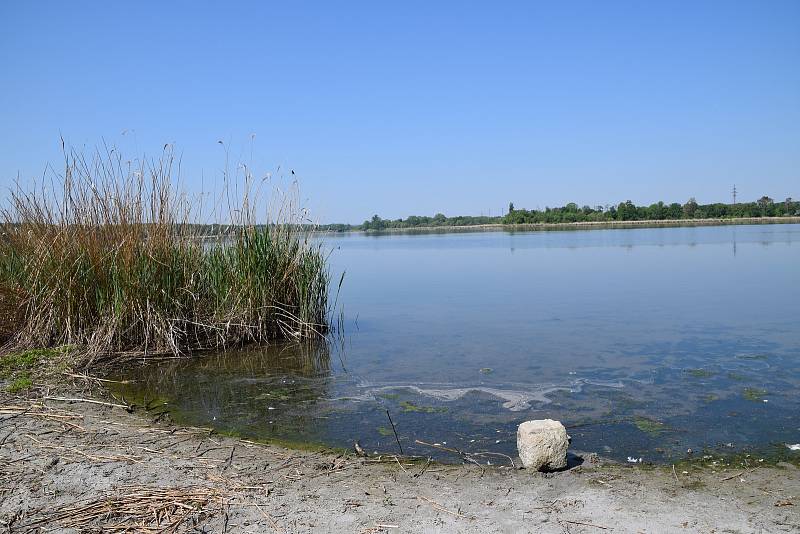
<box><xmin>399</xmin><ymin>400</ymin><xmax>447</xmax><ymax>414</ymax></box>
<box><xmin>685</xmin><ymin>368</ymin><xmax>714</xmax><ymax>378</ymax></box>
<box><xmin>742</xmin><ymin>387</ymin><xmax>768</xmax><ymax>401</ymax></box>
<box><xmin>634</xmin><ymin>416</ymin><xmax>667</xmax><ymax>435</ymax></box>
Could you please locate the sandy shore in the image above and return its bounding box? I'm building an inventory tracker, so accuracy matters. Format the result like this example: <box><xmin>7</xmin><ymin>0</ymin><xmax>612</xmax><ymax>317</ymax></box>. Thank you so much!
<box><xmin>1</xmin><ymin>390</ymin><xmax>798</xmax><ymax>533</ymax></box>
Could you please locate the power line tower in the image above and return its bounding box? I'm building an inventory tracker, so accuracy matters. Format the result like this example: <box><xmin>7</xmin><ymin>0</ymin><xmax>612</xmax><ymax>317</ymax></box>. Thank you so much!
<box><xmin>732</xmin><ymin>184</ymin><xmax>737</xmax><ymax>205</ymax></box>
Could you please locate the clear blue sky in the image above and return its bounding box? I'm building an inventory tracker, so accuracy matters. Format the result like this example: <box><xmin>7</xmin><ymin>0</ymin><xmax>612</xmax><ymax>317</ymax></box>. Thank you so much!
<box><xmin>1</xmin><ymin>1</ymin><xmax>798</xmax><ymax>223</ymax></box>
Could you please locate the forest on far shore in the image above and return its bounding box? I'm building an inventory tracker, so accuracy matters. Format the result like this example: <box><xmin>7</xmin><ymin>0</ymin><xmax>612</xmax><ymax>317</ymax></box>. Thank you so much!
<box><xmin>344</xmin><ymin>195</ymin><xmax>800</xmax><ymax>231</ymax></box>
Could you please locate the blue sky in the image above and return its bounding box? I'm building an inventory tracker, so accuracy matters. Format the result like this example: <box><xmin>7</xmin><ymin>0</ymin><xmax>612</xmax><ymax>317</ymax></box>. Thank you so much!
<box><xmin>1</xmin><ymin>1</ymin><xmax>798</xmax><ymax>223</ymax></box>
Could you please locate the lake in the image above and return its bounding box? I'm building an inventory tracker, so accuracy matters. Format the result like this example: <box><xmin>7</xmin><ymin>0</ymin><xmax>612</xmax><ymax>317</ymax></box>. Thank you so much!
<box><xmin>114</xmin><ymin>223</ymin><xmax>800</xmax><ymax>464</ymax></box>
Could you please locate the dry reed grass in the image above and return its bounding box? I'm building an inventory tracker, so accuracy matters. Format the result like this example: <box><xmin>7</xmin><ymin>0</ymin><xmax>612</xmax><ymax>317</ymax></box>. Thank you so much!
<box><xmin>0</xmin><ymin>142</ymin><xmax>330</xmax><ymax>362</ymax></box>
<box><xmin>20</xmin><ymin>484</ymin><xmax>229</xmax><ymax>532</ymax></box>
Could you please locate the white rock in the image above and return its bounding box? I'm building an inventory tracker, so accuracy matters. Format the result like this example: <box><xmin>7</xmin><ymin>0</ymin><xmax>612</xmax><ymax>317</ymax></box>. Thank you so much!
<box><xmin>516</xmin><ymin>419</ymin><xmax>569</xmax><ymax>471</ymax></box>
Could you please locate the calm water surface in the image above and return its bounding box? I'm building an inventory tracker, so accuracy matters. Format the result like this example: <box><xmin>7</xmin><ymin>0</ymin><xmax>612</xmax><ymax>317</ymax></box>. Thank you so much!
<box><xmin>116</xmin><ymin>224</ymin><xmax>800</xmax><ymax>464</ymax></box>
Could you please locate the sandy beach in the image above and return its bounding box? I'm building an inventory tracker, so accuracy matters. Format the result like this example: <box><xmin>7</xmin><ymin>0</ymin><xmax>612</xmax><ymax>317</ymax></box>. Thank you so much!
<box><xmin>1</xmin><ymin>388</ymin><xmax>798</xmax><ymax>533</ymax></box>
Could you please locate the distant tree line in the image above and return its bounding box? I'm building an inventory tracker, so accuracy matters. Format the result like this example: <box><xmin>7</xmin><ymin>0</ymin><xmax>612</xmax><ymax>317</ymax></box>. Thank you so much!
<box><xmin>504</xmin><ymin>196</ymin><xmax>798</xmax><ymax>225</ymax></box>
<box><xmin>350</xmin><ymin>196</ymin><xmax>798</xmax><ymax>231</ymax></box>
<box><xmin>191</xmin><ymin>196</ymin><xmax>798</xmax><ymax>233</ymax></box>
<box><xmin>358</xmin><ymin>213</ymin><xmax>501</xmax><ymax>231</ymax></box>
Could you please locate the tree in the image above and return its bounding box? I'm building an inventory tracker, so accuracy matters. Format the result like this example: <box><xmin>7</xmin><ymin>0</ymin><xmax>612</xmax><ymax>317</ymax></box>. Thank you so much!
<box><xmin>683</xmin><ymin>198</ymin><xmax>698</xmax><ymax>218</ymax></box>
<box><xmin>508</xmin><ymin>202</ymin><xmax>515</xmax><ymax>214</ymax></box>
<box><xmin>617</xmin><ymin>200</ymin><xmax>637</xmax><ymax>221</ymax></box>
<box><xmin>757</xmin><ymin>196</ymin><xmax>774</xmax><ymax>215</ymax></box>
<box><xmin>366</xmin><ymin>214</ymin><xmax>385</xmax><ymax>230</ymax></box>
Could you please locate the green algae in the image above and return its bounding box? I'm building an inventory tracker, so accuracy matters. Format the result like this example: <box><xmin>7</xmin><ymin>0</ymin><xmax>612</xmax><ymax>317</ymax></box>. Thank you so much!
<box><xmin>634</xmin><ymin>416</ymin><xmax>667</xmax><ymax>435</ymax></box>
<box><xmin>399</xmin><ymin>400</ymin><xmax>447</xmax><ymax>414</ymax></box>
<box><xmin>742</xmin><ymin>387</ymin><xmax>768</xmax><ymax>401</ymax></box>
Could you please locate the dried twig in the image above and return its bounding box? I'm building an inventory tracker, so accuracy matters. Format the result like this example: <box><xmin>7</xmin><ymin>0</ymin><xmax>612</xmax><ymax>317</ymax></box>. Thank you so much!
<box><xmin>561</xmin><ymin>519</ymin><xmax>612</xmax><ymax>530</ymax></box>
<box><xmin>720</xmin><ymin>468</ymin><xmax>756</xmax><ymax>482</ymax></box>
<box><xmin>44</xmin><ymin>396</ymin><xmax>129</xmax><ymax>409</ymax></box>
<box><xmin>416</xmin><ymin>495</ymin><xmax>472</xmax><ymax>519</ymax></box>
<box><xmin>385</xmin><ymin>409</ymin><xmax>403</xmax><ymax>455</ymax></box>
<box><xmin>20</xmin><ymin>485</ymin><xmax>228</xmax><ymax>532</ymax></box>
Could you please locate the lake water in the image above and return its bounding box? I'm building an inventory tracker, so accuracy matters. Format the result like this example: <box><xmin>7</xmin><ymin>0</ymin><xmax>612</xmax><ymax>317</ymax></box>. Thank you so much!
<box><xmin>115</xmin><ymin>223</ymin><xmax>800</xmax><ymax>464</ymax></box>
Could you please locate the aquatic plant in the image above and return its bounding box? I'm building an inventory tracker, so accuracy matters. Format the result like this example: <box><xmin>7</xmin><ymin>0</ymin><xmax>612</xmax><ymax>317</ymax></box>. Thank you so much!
<box><xmin>685</xmin><ymin>368</ymin><xmax>714</xmax><ymax>379</ymax></box>
<box><xmin>0</xmin><ymin>144</ymin><xmax>330</xmax><ymax>361</ymax></box>
<box><xmin>399</xmin><ymin>400</ymin><xmax>447</xmax><ymax>414</ymax></box>
<box><xmin>742</xmin><ymin>387</ymin><xmax>768</xmax><ymax>401</ymax></box>
<box><xmin>633</xmin><ymin>416</ymin><xmax>667</xmax><ymax>434</ymax></box>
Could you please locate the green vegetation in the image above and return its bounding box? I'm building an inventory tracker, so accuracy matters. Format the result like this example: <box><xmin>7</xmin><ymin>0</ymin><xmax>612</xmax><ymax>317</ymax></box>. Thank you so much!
<box><xmin>742</xmin><ymin>387</ymin><xmax>768</xmax><ymax>401</ymax></box>
<box><xmin>505</xmin><ymin>197</ymin><xmax>799</xmax><ymax>225</ymax></box>
<box><xmin>685</xmin><ymin>368</ymin><xmax>714</xmax><ymax>378</ymax></box>
<box><xmin>0</xmin><ymin>146</ymin><xmax>330</xmax><ymax>359</ymax></box>
<box><xmin>7</xmin><ymin>375</ymin><xmax>33</xmax><ymax>393</ymax></box>
<box><xmin>0</xmin><ymin>346</ymin><xmax>74</xmax><ymax>392</ymax></box>
<box><xmin>736</xmin><ymin>354</ymin><xmax>769</xmax><ymax>360</ymax></box>
<box><xmin>359</xmin><ymin>213</ymin><xmax>500</xmax><ymax>231</ymax></box>
<box><xmin>0</xmin><ymin>348</ymin><xmax>54</xmax><ymax>378</ymax></box>
<box><xmin>399</xmin><ymin>400</ymin><xmax>447</xmax><ymax>414</ymax></box>
<box><xmin>376</xmin><ymin>426</ymin><xmax>394</xmax><ymax>436</ymax></box>
<box><xmin>633</xmin><ymin>416</ymin><xmax>667</xmax><ymax>435</ymax></box>
<box><xmin>322</xmin><ymin>196</ymin><xmax>799</xmax><ymax>232</ymax></box>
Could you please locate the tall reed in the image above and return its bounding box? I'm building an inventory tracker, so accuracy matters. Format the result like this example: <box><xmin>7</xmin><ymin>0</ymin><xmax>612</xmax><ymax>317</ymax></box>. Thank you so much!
<box><xmin>0</xmin><ymin>143</ymin><xmax>330</xmax><ymax>360</ymax></box>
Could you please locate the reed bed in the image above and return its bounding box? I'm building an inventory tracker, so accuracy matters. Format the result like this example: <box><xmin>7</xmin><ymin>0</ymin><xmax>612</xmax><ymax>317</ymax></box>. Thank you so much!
<box><xmin>0</xmin><ymin>144</ymin><xmax>330</xmax><ymax>361</ymax></box>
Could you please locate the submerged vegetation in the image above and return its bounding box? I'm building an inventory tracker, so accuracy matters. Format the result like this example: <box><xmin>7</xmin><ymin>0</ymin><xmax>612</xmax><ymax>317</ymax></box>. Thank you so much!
<box><xmin>633</xmin><ymin>416</ymin><xmax>668</xmax><ymax>435</ymax></box>
<box><xmin>685</xmin><ymin>368</ymin><xmax>715</xmax><ymax>379</ymax></box>
<box><xmin>0</xmin><ymin>145</ymin><xmax>330</xmax><ymax>361</ymax></box>
<box><xmin>742</xmin><ymin>387</ymin><xmax>768</xmax><ymax>402</ymax></box>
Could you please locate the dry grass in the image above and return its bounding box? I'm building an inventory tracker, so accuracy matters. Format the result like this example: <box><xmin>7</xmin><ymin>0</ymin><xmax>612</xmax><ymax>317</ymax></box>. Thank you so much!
<box><xmin>0</xmin><ymin>142</ymin><xmax>330</xmax><ymax>362</ymax></box>
<box><xmin>20</xmin><ymin>485</ymin><xmax>229</xmax><ymax>532</ymax></box>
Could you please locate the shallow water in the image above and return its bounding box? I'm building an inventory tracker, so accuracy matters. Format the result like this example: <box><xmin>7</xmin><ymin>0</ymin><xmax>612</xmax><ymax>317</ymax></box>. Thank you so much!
<box><xmin>114</xmin><ymin>224</ymin><xmax>800</xmax><ymax>464</ymax></box>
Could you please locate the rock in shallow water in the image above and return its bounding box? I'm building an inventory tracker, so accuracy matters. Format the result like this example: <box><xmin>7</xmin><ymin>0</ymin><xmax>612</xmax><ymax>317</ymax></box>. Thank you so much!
<box><xmin>517</xmin><ymin>419</ymin><xmax>569</xmax><ymax>471</ymax></box>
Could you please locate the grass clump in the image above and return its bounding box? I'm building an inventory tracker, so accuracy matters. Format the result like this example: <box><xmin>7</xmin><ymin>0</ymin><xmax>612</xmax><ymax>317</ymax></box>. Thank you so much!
<box><xmin>0</xmin><ymin>144</ymin><xmax>331</xmax><ymax>361</ymax></box>
<box><xmin>7</xmin><ymin>374</ymin><xmax>33</xmax><ymax>393</ymax></box>
<box><xmin>0</xmin><ymin>346</ymin><xmax>70</xmax><ymax>374</ymax></box>
<box><xmin>0</xmin><ymin>347</ymin><xmax>71</xmax><ymax>392</ymax></box>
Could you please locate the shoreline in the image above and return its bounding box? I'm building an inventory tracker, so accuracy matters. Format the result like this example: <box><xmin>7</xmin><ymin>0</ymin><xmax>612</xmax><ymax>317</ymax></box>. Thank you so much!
<box><xmin>331</xmin><ymin>216</ymin><xmax>800</xmax><ymax>236</ymax></box>
<box><xmin>2</xmin><ymin>388</ymin><xmax>798</xmax><ymax>532</ymax></box>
